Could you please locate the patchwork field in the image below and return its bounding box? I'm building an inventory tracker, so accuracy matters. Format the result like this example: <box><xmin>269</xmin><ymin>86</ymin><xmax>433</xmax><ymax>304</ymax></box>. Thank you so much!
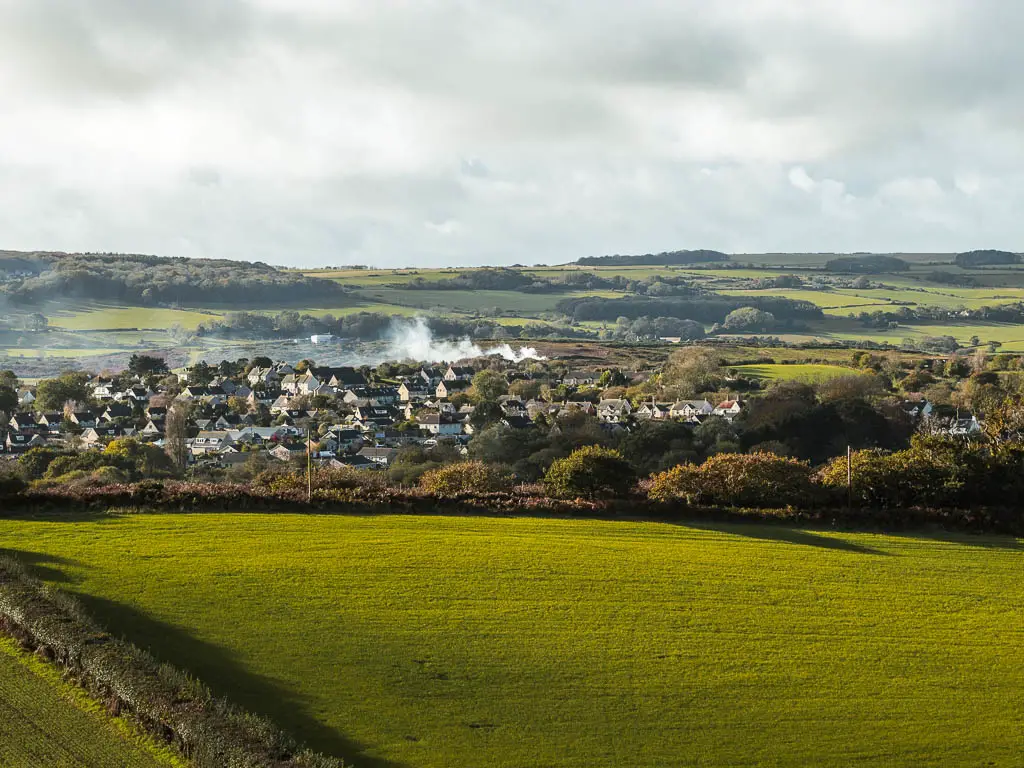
<box><xmin>0</xmin><ymin>635</ymin><xmax>177</xmax><ymax>767</ymax></box>
<box><xmin>730</xmin><ymin>363</ymin><xmax>862</xmax><ymax>382</ymax></box>
<box><xmin>0</xmin><ymin>513</ymin><xmax>1021</xmax><ymax>768</ymax></box>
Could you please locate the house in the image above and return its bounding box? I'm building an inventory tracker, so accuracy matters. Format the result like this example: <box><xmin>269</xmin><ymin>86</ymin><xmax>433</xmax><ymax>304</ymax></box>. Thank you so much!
<box><xmin>312</xmin><ymin>366</ymin><xmax>367</xmax><ymax>389</ymax></box>
<box><xmin>8</xmin><ymin>413</ymin><xmax>38</xmax><ymax>432</ymax></box>
<box><xmin>81</xmin><ymin>425</ymin><xmax>124</xmax><ymax>447</ymax></box>
<box><xmin>329</xmin><ymin>455</ymin><xmax>376</xmax><ymax>470</ymax></box>
<box><xmin>269</xmin><ymin>444</ymin><xmax>305</xmax><ymax>462</ymax></box>
<box><xmin>91</xmin><ymin>381</ymin><xmax>116</xmax><ymax>400</ymax></box>
<box><xmin>214</xmin><ymin>413</ymin><xmax>247</xmax><ymax>430</ymax></box>
<box><xmin>145</xmin><ymin>406</ymin><xmax>168</xmax><ymax>420</ymax></box>
<box><xmin>67</xmin><ymin>412</ymin><xmax>98</xmax><ymax>429</ymax></box>
<box><xmin>5</xmin><ymin>431</ymin><xmax>44</xmax><ymax>454</ymax></box>
<box><xmin>102</xmin><ymin>403</ymin><xmax>134</xmax><ymax>422</ymax></box>
<box><xmin>713</xmin><ymin>400</ymin><xmax>742</xmax><ymax>420</ymax></box>
<box><xmin>563</xmin><ymin>371</ymin><xmax>600</xmax><ymax>387</ymax></box>
<box><xmin>416</xmin><ymin>412</ymin><xmax>463</xmax><ymax>436</ymax></box>
<box><xmin>597</xmin><ymin>399</ymin><xmax>632</xmax><ymax>424</ymax></box>
<box><xmin>356</xmin><ymin>446</ymin><xmax>399</xmax><ymax>467</ymax></box>
<box><xmin>500</xmin><ymin>414</ymin><xmax>534</xmax><ymax>430</ymax></box>
<box><xmin>635</xmin><ymin>402</ymin><xmax>672</xmax><ymax>420</ymax></box>
<box><xmin>247</xmin><ymin>367</ymin><xmax>280</xmax><ymax>387</ymax></box>
<box><xmin>398</xmin><ymin>381</ymin><xmax>432</xmax><ymax>402</ymax></box>
<box><xmin>17</xmin><ymin>389</ymin><xmax>35</xmax><ymax>407</ymax></box>
<box><xmin>948</xmin><ymin>413</ymin><xmax>983</xmax><ymax>436</ymax></box>
<box><xmin>444</xmin><ymin>365</ymin><xmax>475</xmax><ymax>382</ymax></box>
<box><xmin>353</xmin><ymin>405</ymin><xmax>398</xmax><ymax>429</ymax></box>
<box><xmin>670</xmin><ymin>400</ymin><xmax>715</xmax><ymax>420</ymax></box>
<box><xmin>901</xmin><ymin>399</ymin><xmax>934</xmax><ymax>420</ymax></box>
<box><xmin>418</xmin><ymin>367</ymin><xmax>444</xmax><ymax>386</ymax></box>
<box><xmin>436</xmin><ymin>379</ymin><xmax>471</xmax><ymax>400</ymax></box>
<box><xmin>190</xmin><ymin>431</ymin><xmax>236</xmax><ymax>456</ymax></box>
<box><xmin>37</xmin><ymin>412</ymin><xmax>65</xmax><ymax>435</ymax></box>
<box><xmin>121</xmin><ymin>386</ymin><xmax>152</xmax><ymax>403</ymax></box>
<box><xmin>319</xmin><ymin>428</ymin><xmax>365</xmax><ymax>454</ymax></box>
<box><xmin>343</xmin><ymin>386</ymin><xmax>399</xmax><ymax>406</ymax></box>
<box><xmin>178</xmin><ymin>385</ymin><xmax>210</xmax><ymax>401</ymax></box>
<box><xmin>141</xmin><ymin>419</ymin><xmax>165</xmax><ymax>436</ymax></box>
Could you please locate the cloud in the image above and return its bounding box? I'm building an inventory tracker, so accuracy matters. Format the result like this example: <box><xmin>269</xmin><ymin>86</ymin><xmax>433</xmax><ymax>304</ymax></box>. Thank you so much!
<box><xmin>0</xmin><ymin>1</ymin><xmax>1023</xmax><ymax>265</ymax></box>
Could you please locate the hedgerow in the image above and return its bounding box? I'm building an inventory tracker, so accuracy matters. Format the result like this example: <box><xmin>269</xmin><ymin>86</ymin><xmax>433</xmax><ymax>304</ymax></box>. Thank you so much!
<box><xmin>419</xmin><ymin>461</ymin><xmax>513</xmax><ymax>497</ymax></box>
<box><xmin>0</xmin><ymin>555</ymin><xmax>347</xmax><ymax>768</ymax></box>
<box><xmin>648</xmin><ymin>452</ymin><xmax>819</xmax><ymax>508</ymax></box>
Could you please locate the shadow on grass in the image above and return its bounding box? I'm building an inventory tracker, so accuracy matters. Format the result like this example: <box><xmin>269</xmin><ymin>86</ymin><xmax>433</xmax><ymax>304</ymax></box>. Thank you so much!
<box><xmin>681</xmin><ymin>521</ymin><xmax>891</xmax><ymax>555</ymax></box>
<box><xmin>66</xmin><ymin>591</ymin><xmax>409</xmax><ymax>768</ymax></box>
<box><xmin>0</xmin><ymin>548</ymin><xmax>91</xmax><ymax>583</ymax></box>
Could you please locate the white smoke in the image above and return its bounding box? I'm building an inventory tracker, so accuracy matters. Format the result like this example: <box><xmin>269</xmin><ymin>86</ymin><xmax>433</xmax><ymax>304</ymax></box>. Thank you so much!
<box><xmin>385</xmin><ymin>317</ymin><xmax>546</xmax><ymax>363</ymax></box>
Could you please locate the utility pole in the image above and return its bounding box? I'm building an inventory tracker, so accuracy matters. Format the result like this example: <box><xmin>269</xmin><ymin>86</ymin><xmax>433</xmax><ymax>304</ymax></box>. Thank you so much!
<box><xmin>307</xmin><ymin>426</ymin><xmax>312</xmax><ymax>503</ymax></box>
<box><xmin>846</xmin><ymin>444</ymin><xmax>852</xmax><ymax>513</ymax></box>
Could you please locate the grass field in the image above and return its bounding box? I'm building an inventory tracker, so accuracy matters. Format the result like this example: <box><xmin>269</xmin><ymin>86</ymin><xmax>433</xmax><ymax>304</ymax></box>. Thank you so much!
<box><xmin>0</xmin><ymin>514</ymin><xmax>1021</xmax><ymax>768</ymax></box>
<box><xmin>0</xmin><ymin>635</ymin><xmax>177</xmax><ymax>767</ymax></box>
<box><xmin>46</xmin><ymin>304</ymin><xmax>220</xmax><ymax>331</ymax></box>
<box><xmin>730</xmin><ymin>363</ymin><xmax>862</xmax><ymax>382</ymax></box>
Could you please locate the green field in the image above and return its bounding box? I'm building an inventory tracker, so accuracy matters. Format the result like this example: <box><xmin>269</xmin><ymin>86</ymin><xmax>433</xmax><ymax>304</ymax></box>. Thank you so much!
<box><xmin>1</xmin><ymin>514</ymin><xmax>1021</xmax><ymax>768</ymax></box>
<box><xmin>0</xmin><ymin>636</ymin><xmax>177</xmax><ymax>767</ymax></box>
<box><xmin>731</xmin><ymin>363</ymin><xmax>862</xmax><ymax>383</ymax></box>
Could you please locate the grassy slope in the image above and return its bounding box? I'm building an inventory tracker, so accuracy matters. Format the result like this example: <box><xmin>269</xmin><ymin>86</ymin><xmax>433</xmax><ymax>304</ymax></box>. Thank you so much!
<box><xmin>730</xmin><ymin>363</ymin><xmax>863</xmax><ymax>382</ymax></box>
<box><xmin>0</xmin><ymin>514</ymin><xmax>1021</xmax><ymax>768</ymax></box>
<box><xmin>0</xmin><ymin>636</ymin><xmax>178</xmax><ymax>768</ymax></box>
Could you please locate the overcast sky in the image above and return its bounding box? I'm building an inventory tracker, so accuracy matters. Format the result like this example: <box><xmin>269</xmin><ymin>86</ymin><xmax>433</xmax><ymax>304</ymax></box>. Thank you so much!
<box><xmin>1</xmin><ymin>0</ymin><xmax>1022</xmax><ymax>267</ymax></box>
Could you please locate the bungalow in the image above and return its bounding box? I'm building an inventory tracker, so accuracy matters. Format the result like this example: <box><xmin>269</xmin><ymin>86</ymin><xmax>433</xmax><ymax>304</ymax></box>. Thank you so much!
<box><xmin>356</xmin><ymin>446</ymin><xmax>399</xmax><ymax>467</ymax></box>
<box><xmin>436</xmin><ymin>379</ymin><xmax>472</xmax><ymax>400</ymax></box>
<box><xmin>329</xmin><ymin>455</ymin><xmax>376</xmax><ymax>470</ymax></box>
<box><xmin>901</xmin><ymin>399</ymin><xmax>934</xmax><ymax>420</ymax></box>
<box><xmin>141</xmin><ymin>419</ymin><xmax>165</xmax><ymax>436</ymax></box>
<box><xmin>597</xmin><ymin>399</ymin><xmax>632</xmax><ymax>424</ymax></box>
<box><xmin>37</xmin><ymin>412</ymin><xmax>65</xmax><ymax>435</ymax></box>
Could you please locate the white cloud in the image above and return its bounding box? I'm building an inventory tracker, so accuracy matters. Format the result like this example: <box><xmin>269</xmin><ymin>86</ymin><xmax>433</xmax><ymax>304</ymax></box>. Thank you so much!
<box><xmin>0</xmin><ymin>0</ymin><xmax>1022</xmax><ymax>265</ymax></box>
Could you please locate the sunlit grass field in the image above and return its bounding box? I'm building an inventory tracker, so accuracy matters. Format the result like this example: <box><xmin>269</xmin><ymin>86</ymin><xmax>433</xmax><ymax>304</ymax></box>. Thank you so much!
<box><xmin>731</xmin><ymin>363</ymin><xmax>862</xmax><ymax>382</ymax></box>
<box><xmin>0</xmin><ymin>636</ymin><xmax>177</xmax><ymax>767</ymax></box>
<box><xmin>1</xmin><ymin>514</ymin><xmax>1021</xmax><ymax>768</ymax></box>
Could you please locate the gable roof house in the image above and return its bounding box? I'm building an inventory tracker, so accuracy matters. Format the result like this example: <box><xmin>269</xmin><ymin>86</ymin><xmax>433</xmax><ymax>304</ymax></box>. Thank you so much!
<box><xmin>190</xmin><ymin>431</ymin><xmax>236</xmax><ymax>456</ymax></box>
<box><xmin>597</xmin><ymin>399</ymin><xmax>632</xmax><ymax>424</ymax></box>
<box><xmin>635</xmin><ymin>402</ymin><xmax>672</xmax><ymax>420</ymax></box>
<box><xmin>247</xmin><ymin>367</ymin><xmax>281</xmax><ymax>387</ymax></box>
<box><xmin>713</xmin><ymin>400</ymin><xmax>743</xmax><ymax>420</ymax></box>
<box><xmin>68</xmin><ymin>411</ymin><xmax>98</xmax><ymax>429</ymax></box>
<box><xmin>102</xmin><ymin>403</ymin><xmax>134</xmax><ymax>422</ymax></box>
<box><xmin>444</xmin><ymin>365</ymin><xmax>475</xmax><ymax>382</ymax></box>
<box><xmin>670</xmin><ymin>400</ymin><xmax>715</xmax><ymax>420</ymax></box>
<box><xmin>398</xmin><ymin>381</ymin><xmax>432</xmax><ymax>402</ymax></box>
<box><xmin>436</xmin><ymin>379</ymin><xmax>472</xmax><ymax>400</ymax></box>
<box><xmin>356</xmin><ymin>446</ymin><xmax>399</xmax><ymax>467</ymax></box>
<box><xmin>8</xmin><ymin>413</ymin><xmax>38</xmax><ymax>432</ymax></box>
<box><xmin>416</xmin><ymin>412</ymin><xmax>463</xmax><ymax>436</ymax></box>
<box><xmin>81</xmin><ymin>425</ymin><xmax>124</xmax><ymax>447</ymax></box>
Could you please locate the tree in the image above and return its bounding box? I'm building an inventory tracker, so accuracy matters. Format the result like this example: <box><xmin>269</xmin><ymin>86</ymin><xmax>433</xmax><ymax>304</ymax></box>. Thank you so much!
<box><xmin>128</xmin><ymin>354</ymin><xmax>169</xmax><ymax>378</ymax></box>
<box><xmin>661</xmin><ymin>348</ymin><xmax>723</xmax><ymax>398</ymax></box>
<box><xmin>543</xmin><ymin>446</ymin><xmax>636</xmax><ymax>499</ymax></box>
<box><xmin>0</xmin><ymin>370</ymin><xmax>17</xmax><ymax>389</ymax></box>
<box><xmin>185</xmin><ymin>362</ymin><xmax>215</xmax><ymax>386</ymax></box>
<box><xmin>104</xmin><ymin>437</ymin><xmax>176</xmax><ymax>479</ymax></box>
<box><xmin>508</xmin><ymin>379</ymin><xmax>542</xmax><ymax>401</ymax></box>
<box><xmin>722</xmin><ymin>307</ymin><xmax>775</xmax><ymax>331</ymax></box>
<box><xmin>471</xmin><ymin>370</ymin><xmax>508</xmax><ymax>403</ymax></box>
<box><xmin>165</xmin><ymin>403</ymin><xmax>191</xmax><ymax>471</ymax></box>
<box><xmin>0</xmin><ymin>385</ymin><xmax>17</xmax><ymax>417</ymax></box>
<box><xmin>35</xmin><ymin>372</ymin><xmax>91</xmax><ymax>411</ymax></box>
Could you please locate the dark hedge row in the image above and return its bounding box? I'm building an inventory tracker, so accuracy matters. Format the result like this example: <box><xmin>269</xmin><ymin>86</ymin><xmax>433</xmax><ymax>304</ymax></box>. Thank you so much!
<box><xmin>4</xmin><ymin>478</ymin><xmax>1024</xmax><ymax>536</ymax></box>
<box><xmin>0</xmin><ymin>556</ymin><xmax>346</xmax><ymax>768</ymax></box>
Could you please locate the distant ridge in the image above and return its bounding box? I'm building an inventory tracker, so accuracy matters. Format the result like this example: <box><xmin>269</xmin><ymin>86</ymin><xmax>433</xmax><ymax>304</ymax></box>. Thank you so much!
<box><xmin>573</xmin><ymin>249</ymin><xmax>729</xmax><ymax>267</ymax></box>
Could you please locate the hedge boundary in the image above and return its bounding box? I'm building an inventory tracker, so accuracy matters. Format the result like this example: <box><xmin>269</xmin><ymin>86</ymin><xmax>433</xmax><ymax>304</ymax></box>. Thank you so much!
<box><xmin>0</xmin><ymin>555</ymin><xmax>347</xmax><ymax>768</ymax></box>
<box><xmin>2</xmin><ymin>480</ymin><xmax>1024</xmax><ymax>536</ymax></box>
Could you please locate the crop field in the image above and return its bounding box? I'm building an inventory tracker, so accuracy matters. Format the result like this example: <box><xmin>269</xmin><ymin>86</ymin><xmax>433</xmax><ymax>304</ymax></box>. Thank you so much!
<box><xmin>0</xmin><ymin>635</ymin><xmax>176</xmax><ymax>767</ymax></box>
<box><xmin>44</xmin><ymin>304</ymin><xmax>221</xmax><ymax>331</ymax></box>
<box><xmin>0</xmin><ymin>514</ymin><xmax>1021</xmax><ymax>768</ymax></box>
<box><xmin>730</xmin><ymin>363</ymin><xmax>862</xmax><ymax>382</ymax></box>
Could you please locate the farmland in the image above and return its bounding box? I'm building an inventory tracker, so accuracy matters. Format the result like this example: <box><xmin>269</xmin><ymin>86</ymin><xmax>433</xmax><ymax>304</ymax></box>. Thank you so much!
<box><xmin>0</xmin><ymin>513</ymin><xmax>1021</xmax><ymax>768</ymax></box>
<box><xmin>0</xmin><ymin>635</ymin><xmax>177</xmax><ymax>767</ymax></box>
<box><xmin>7</xmin><ymin>251</ymin><xmax>1024</xmax><ymax>377</ymax></box>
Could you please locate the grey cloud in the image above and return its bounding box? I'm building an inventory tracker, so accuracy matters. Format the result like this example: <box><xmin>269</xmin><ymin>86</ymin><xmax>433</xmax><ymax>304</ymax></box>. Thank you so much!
<box><xmin>0</xmin><ymin>0</ymin><xmax>1022</xmax><ymax>266</ymax></box>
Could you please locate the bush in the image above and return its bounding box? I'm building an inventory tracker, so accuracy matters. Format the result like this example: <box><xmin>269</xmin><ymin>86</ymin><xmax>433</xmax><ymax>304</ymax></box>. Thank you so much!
<box><xmin>649</xmin><ymin>452</ymin><xmax>818</xmax><ymax>508</ymax></box>
<box><xmin>419</xmin><ymin>461</ymin><xmax>513</xmax><ymax>497</ymax></box>
<box><xmin>543</xmin><ymin>446</ymin><xmax>636</xmax><ymax>499</ymax></box>
<box><xmin>0</xmin><ymin>472</ymin><xmax>26</xmax><ymax>498</ymax></box>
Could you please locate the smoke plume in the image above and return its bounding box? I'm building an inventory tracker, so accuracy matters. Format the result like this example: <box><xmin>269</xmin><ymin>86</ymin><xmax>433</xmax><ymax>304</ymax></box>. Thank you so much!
<box><xmin>386</xmin><ymin>317</ymin><xmax>545</xmax><ymax>363</ymax></box>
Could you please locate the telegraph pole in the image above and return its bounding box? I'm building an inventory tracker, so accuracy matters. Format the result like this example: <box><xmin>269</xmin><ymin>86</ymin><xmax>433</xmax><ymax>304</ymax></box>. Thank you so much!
<box><xmin>846</xmin><ymin>445</ymin><xmax>852</xmax><ymax>513</ymax></box>
<box><xmin>307</xmin><ymin>426</ymin><xmax>312</xmax><ymax>503</ymax></box>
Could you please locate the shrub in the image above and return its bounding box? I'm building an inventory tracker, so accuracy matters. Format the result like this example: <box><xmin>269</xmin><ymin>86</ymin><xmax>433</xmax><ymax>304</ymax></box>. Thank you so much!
<box><xmin>0</xmin><ymin>472</ymin><xmax>26</xmax><ymax>498</ymax></box>
<box><xmin>649</xmin><ymin>452</ymin><xmax>818</xmax><ymax>508</ymax></box>
<box><xmin>543</xmin><ymin>446</ymin><xmax>636</xmax><ymax>499</ymax></box>
<box><xmin>419</xmin><ymin>461</ymin><xmax>513</xmax><ymax>497</ymax></box>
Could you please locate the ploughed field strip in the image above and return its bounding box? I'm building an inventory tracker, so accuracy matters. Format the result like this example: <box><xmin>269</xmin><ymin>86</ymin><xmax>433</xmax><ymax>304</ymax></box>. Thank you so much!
<box><xmin>0</xmin><ymin>637</ymin><xmax>172</xmax><ymax>768</ymax></box>
<box><xmin>0</xmin><ymin>513</ymin><xmax>1021</xmax><ymax>768</ymax></box>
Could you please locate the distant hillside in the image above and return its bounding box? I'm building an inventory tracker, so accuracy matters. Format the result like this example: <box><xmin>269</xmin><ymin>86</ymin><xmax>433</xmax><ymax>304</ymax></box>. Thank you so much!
<box><xmin>824</xmin><ymin>255</ymin><xmax>910</xmax><ymax>274</ymax></box>
<box><xmin>574</xmin><ymin>249</ymin><xmax>729</xmax><ymax>267</ymax></box>
<box><xmin>954</xmin><ymin>250</ymin><xmax>1021</xmax><ymax>268</ymax></box>
<box><xmin>1</xmin><ymin>251</ymin><xmax>348</xmax><ymax>307</ymax></box>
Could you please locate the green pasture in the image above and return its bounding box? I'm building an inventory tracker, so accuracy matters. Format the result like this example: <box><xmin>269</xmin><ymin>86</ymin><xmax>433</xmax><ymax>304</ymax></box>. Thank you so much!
<box><xmin>46</xmin><ymin>305</ymin><xmax>219</xmax><ymax>331</ymax></box>
<box><xmin>1</xmin><ymin>347</ymin><xmax>126</xmax><ymax>358</ymax></box>
<box><xmin>356</xmin><ymin>287</ymin><xmax>620</xmax><ymax>315</ymax></box>
<box><xmin>1</xmin><ymin>514</ymin><xmax>1021</xmax><ymax>768</ymax></box>
<box><xmin>0</xmin><ymin>636</ymin><xmax>177</xmax><ymax>767</ymax></box>
<box><xmin>731</xmin><ymin>363</ymin><xmax>861</xmax><ymax>382</ymax></box>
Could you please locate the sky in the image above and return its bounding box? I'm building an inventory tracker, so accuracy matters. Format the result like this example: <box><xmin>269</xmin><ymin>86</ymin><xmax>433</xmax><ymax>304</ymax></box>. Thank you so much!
<box><xmin>0</xmin><ymin>0</ymin><xmax>1022</xmax><ymax>268</ymax></box>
